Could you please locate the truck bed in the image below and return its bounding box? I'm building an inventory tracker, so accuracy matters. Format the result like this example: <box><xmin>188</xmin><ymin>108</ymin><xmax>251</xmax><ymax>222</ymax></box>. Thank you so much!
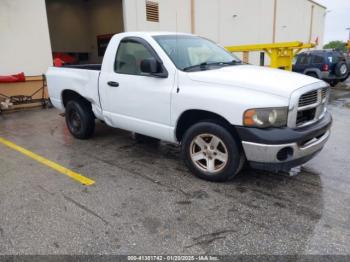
<box><xmin>46</xmin><ymin>66</ymin><xmax>102</xmax><ymax>114</ymax></box>
<box><xmin>62</xmin><ymin>64</ymin><xmax>101</xmax><ymax>71</ymax></box>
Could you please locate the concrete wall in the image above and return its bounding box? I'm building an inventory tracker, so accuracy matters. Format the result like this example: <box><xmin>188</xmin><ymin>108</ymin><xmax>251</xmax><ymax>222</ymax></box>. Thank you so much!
<box><xmin>0</xmin><ymin>0</ymin><xmax>52</xmax><ymax>76</ymax></box>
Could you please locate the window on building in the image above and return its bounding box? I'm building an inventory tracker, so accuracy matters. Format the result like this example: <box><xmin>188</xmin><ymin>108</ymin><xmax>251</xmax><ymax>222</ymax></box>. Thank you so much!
<box><xmin>146</xmin><ymin>1</ymin><xmax>159</xmax><ymax>22</ymax></box>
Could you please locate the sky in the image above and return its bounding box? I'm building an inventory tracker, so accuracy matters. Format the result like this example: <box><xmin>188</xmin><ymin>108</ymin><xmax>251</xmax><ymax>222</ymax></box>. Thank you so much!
<box><xmin>316</xmin><ymin>0</ymin><xmax>350</xmax><ymax>44</ymax></box>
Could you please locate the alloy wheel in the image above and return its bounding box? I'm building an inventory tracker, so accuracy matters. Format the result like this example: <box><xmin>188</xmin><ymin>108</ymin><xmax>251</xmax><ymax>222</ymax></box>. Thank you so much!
<box><xmin>189</xmin><ymin>133</ymin><xmax>229</xmax><ymax>173</ymax></box>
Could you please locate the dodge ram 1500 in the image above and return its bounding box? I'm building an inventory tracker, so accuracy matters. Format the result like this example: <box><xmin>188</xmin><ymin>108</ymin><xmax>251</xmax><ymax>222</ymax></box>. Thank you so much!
<box><xmin>46</xmin><ymin>32</ymin><xmax>332</xmax><ymax>181</ymax></box>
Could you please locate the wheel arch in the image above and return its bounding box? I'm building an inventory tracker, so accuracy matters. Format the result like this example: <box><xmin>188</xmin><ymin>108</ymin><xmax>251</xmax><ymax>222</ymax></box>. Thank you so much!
<box><xmin>61</xmin><ymin>89</ymin><xmax>92</xmax><ymax>110</ymax></box>
<box><xmin>304</xmin><ymin>68</ymin><xmax>321</xmax><ymax>78</ymax></box>
<box><xmin>175</xmin><ymin>109</ymin><xmax>240</xmax><ymax>142</ymax></box>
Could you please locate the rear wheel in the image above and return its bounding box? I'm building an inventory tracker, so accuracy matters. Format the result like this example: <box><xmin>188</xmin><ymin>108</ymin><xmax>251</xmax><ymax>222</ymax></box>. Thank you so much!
<box><xmin>340</xmin><ymin>73</ymin><xmax>349</xmax><ymax>82</ymax></box>
<box><xmin>329</xmin><ymin>80</ymin><xmax>339</xmax><ymax>87</ymax></box>
<box><xmin>181</xmin><ymin>121</ymin><xmax>244</xmax><ymax>182</ymax></box>
<box><xmin>65</xmin><ymin>100</ymin><xmax>95</xmax><ymax>139</ymax></box>
<box><xmin>335</xmin><ymin>62</ymin><xmax>349</xmax><ymax>78</ymax></box>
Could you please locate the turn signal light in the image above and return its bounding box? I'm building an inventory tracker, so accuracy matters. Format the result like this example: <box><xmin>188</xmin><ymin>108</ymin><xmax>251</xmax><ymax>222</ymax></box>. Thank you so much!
<box><xmin>243</xmin><ymin>109</ymin><xmax>257</xmax><ymax>126</ymax></box>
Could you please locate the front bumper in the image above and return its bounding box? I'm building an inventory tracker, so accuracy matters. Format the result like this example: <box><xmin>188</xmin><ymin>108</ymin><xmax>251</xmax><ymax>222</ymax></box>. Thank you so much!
<box><xmin>236</xmin><ymin>111</ymin><xmax>332</xmax><ymax>171</ymax></box>
<box><xmin>321</xmin><ymin>71</ymin><xmax>345</xmax><ymax>81</ymax></box>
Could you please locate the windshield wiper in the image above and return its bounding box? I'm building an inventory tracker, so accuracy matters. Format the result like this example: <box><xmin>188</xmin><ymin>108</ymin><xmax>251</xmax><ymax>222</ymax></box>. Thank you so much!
<box><xmin>183</xmin><ymin>62</ymin><xmax>210</xmax><ymax>72</ymax></box>
<box><xmin>222</xmin><ymin>60</ymin><xmax>242</xmax><ymax>65</ymax></box>
<box><xmin>183</xmin><ymin>60</ymin><xmax>241</xmax><ymax>72</ymax></box>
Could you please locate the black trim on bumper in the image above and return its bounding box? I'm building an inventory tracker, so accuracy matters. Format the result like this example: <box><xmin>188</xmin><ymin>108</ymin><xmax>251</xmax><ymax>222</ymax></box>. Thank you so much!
<box><xmin>248</xmin><ymin>150</ymin><xmax>321</xmax><ymax>172</ymax></box>
<box><xmin>236</xmin><ymin>111</ymin><xmax>332</xmax><ymax>145</ymax></box>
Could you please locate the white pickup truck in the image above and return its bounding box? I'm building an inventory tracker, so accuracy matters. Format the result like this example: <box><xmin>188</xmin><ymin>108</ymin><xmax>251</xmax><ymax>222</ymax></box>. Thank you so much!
<box><xmin>47</xmin><ymin>32</ymin><xmax>332</xmax><ymax>182</ymax></box>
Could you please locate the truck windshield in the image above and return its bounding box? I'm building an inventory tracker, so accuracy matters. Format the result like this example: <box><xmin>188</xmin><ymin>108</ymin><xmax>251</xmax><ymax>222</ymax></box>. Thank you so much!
<box><xmin>153</xmin><ymin>35</ymin><xmax>241</xmax><ymax>72</ymax></box>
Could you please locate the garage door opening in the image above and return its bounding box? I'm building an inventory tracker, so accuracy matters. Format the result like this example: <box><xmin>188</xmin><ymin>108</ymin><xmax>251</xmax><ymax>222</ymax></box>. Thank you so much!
<box><xmin>45</xmin><ymin>0</ymin><xmax>124</xmax><ymax>65</ymax></box>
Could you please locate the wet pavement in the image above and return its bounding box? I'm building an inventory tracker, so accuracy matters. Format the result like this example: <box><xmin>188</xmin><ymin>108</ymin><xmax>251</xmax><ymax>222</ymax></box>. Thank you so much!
<box><xmin>0</xmin><ymin>88</ymin><xmax>349</xmax><ymax>255</ymax></box>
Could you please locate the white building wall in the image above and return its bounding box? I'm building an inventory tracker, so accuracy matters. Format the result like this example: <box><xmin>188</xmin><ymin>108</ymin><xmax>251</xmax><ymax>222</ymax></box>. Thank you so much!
<box><xmin>311</xmin><ymin>4</ymin><xmax>326</xmax><ymax>46</ymax></box>
<box><xmin>194</xmin><ymin>0</ymin><xmax>221</xmax><ymax>42</ymax></box>
<box><xmin>0</xmin><ymin>0</ymin><xmax>52</xmax><ymax>76</ymax></box>
<box><xmin>121</xmin><ymin>0</ymin><xmax>324</xmax><ymax>65</ymax></box>
<box><xmin>0</xmin><ymin>0</ymin><xmax>326</xmax><ymax>75</ymax></box>
<box><xmin>195</xmin><ymin>0</ymin><xmax>275</xmax><ymax>45</ymax></box>
<box><xmin>194</xmin><ymin>0</ymin><xmax>276</xmax><ymax>64</ymax></box>
<box><xmin>275</xmin><ymin>0</ymin><xmax>325</xmax><ymax>45</ymax></box>
<box><xmin>123</xmin><ymin>0</ymin><xmax>191</xmax><ymax>33</ymax></box>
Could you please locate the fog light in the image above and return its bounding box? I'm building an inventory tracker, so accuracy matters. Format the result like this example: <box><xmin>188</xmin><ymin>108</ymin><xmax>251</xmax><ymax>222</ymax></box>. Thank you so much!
<box><xmin>277</xmin><ymin>147</ymin><xmax>294</xmax><ymax>161</ymax></box>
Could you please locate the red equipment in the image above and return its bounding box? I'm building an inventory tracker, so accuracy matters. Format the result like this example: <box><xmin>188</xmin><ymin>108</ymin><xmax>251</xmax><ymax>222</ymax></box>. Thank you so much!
<box><xmin>0</xmin><ymin>72</ymin><xmax>26</xmax><ymax>83</ymax></box>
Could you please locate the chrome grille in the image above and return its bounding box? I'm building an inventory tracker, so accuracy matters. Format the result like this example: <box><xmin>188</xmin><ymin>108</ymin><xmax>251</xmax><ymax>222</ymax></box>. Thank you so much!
<box><xmin>298</xmin><ymin>90</ymin><xmax>318</xmax><ymax>107</ymax></box>
<box><xmin>296</xmin><ymin>86</ymin><xmax>329</xmax><ymax>127</ymax></box>
<box><xmin>321</xmin><ymin>87</ymin><xmax>328</xmax><ymax>100</ymax></box>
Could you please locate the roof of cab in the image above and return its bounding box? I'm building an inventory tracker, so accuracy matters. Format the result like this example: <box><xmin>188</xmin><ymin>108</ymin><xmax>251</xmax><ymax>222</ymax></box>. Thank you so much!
<box><xmin>113</xmin><ymin>31</ymin><xmax>195</xmax><ymax>38</ymax></box>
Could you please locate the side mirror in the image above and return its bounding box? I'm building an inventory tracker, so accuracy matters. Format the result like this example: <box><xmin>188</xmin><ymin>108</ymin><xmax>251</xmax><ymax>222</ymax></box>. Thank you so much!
<box><xmin>140</xmin><ymin>58</ymin><xmax>168</xmax><ymax>78</ymax></box>
<box><xmin>140</xmin><ymin>58</ymin><xmax>159</xmax><ymax>74</ymax></box>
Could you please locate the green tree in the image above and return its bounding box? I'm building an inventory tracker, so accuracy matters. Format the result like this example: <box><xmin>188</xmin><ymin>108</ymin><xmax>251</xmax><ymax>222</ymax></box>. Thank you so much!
<box><xmin>323</xmin><ymin>41</ymin><xmax>348</xmax><ymax>52</ymax></box>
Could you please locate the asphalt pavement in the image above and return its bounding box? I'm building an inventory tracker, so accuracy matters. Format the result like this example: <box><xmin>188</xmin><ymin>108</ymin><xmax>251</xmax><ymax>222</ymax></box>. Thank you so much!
<box><xmin>0</xmin><ymin>88</ymin><xmax>349</xmax><ymax>255</ymax></box>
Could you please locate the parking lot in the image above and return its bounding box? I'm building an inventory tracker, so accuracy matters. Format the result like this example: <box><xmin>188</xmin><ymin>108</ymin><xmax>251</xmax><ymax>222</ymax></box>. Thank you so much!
<box><xmin>0</xmin><ymin>86</ymin><xmax>350</xmax><ymax>255</ymax></box>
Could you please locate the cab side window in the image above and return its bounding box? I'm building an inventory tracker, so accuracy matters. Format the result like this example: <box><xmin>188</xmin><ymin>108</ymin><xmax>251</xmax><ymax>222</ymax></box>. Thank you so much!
<box><xmin>312</xmin><ymin>55</ymin><xmax>324</xmax><ymax>64</ymax></box>
<box><xmin>115</xmin><ymin>40</ymin><xmax>154</xmax><ymax>75</ymax></box>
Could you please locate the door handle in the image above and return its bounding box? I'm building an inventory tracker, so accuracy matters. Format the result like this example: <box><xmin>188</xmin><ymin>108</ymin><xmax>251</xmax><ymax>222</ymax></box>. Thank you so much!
<box><xmin>107</xmin><ymin>81</ymin><xmax>119</xmax><ymax>87</ymax></box>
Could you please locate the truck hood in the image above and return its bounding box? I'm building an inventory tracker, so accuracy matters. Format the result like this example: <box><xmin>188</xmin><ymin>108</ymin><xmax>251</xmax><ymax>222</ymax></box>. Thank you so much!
<box><xmin>188</xmin><ymin>65</ymin><xmax>321</xmax><ymax>98</ymax></box>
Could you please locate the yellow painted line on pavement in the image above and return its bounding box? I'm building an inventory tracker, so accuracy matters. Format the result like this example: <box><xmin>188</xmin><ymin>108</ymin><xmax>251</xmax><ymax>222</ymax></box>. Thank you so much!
<box><xmin>0</xmin><ymin>137</ymin><xmax>95</xmax><ymax>186</ymax></box>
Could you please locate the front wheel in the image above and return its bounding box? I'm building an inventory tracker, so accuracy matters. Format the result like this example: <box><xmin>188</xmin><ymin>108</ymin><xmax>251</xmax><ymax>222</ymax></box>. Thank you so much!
<box><xmin>181</xmin><ymin>122</ymin><xmax>244</xmax><ymax>182</ymax></box>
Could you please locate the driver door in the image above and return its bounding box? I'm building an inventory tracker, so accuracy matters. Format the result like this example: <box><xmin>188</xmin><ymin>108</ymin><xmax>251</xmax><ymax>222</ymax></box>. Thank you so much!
<box><xmin>99</xmin><ymin>37</ymin><xmax>175</xmax><ymax>141</ymax></box>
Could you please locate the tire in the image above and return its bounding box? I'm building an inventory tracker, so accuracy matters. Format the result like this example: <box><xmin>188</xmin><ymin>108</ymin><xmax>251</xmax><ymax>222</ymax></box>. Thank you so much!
<box><xmin>335</xmin><ymin>62</ymin><xmax>349</xmax><ymax>77</ymax></box>
<box><xmin>339</xmin><ymin>74</ymin><xmax>349</xmax><ymax>82</ymax></box>
<box><xmin>181</xmin><ymin>121</ymin><xmax>244</xmax><ymax>182</ymax></box>
<box><xmin>329</xmin><ymin>80</ymin><xmax>339</xmax><ymax>87</ymax></box>
<box><xmin>65</xmin><ymin>100</ymin><xmax>95</xmax><ymax>139</ymax></box>
<box><xmin>46</xmin><ymin>98</ymin><xmax>54</xmax><ymax>108</ymax></box>
<box><xmin>306</xmin><ymin>72</ymin><xmax>319</xmax><ymax>79</ymax></box>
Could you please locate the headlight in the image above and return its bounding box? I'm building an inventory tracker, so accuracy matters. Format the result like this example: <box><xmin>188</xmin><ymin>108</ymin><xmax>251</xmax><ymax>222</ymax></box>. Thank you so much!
<box><xmin>243</xmin><ymin>107</ymin><xmax>288</xmax><ymax>128</ymax></box>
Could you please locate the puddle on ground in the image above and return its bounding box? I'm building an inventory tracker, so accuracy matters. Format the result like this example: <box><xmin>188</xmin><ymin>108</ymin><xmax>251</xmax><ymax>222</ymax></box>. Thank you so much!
<box><xmin>329</xmin><ymin>87</ymin><xmax>350</xmax><ymax>108</ymax></box>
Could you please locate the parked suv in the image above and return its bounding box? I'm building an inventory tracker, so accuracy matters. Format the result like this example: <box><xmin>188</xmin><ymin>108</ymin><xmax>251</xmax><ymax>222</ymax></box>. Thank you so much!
<box><xmin>293</xmin><ymin>50</ymin><xmax>349</xmax><ymax>86</ymax></box>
